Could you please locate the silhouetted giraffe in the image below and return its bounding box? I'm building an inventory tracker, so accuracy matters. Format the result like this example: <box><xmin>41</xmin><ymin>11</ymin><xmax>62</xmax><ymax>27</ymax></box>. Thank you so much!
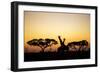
<box><xmin>58</xmin><ymin>36</ymin><xmax>69</xmax><ymax>54</ymax></box>
<box><xmin>58</xmin><ymin>36</ymin><xmax>65</xmax><ymax>46</ymax></box>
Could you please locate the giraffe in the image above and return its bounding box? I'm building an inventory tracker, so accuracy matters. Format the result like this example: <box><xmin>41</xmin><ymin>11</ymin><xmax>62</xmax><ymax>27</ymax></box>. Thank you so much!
<box><xmin>57</xmin><ymin>36</ymin><xmax>69</xmax><ymax>54</ymax></box>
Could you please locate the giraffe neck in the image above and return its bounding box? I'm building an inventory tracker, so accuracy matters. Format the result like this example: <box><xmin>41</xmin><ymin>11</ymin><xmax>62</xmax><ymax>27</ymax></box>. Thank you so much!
<box><xmin>58</xmin><ymin>36</ymin><xmax>64</xmax><ymax>46</ymax></box>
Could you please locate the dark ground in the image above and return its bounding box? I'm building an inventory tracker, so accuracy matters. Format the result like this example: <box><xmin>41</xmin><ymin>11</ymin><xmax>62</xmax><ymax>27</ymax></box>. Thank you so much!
<box><xmin>24</xmin><ymin>50</ymin><xmax>90</xmax><ymax>62</ymax></box>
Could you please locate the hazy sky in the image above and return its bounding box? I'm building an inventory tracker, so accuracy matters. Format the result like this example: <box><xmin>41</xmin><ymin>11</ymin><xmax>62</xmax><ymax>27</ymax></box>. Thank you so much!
<box><xmin>24</xmin><ymin>11</ymin><xmax>90</xmax><ymax>52</ymax></box>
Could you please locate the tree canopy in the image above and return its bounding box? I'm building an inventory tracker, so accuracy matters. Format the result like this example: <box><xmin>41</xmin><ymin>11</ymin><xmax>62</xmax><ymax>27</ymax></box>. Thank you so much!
<box><xmin>27</xmin><ymin>38</ymin><xmax>58</xmax><ymax>52</ymax></box>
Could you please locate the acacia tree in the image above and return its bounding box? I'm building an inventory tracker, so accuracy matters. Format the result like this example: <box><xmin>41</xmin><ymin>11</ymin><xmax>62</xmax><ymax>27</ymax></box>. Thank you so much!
<box><xmin>79</xmin><ymin>40</ymin><xmax>88</xmax><ymax>51</ymax></box>
<box><xmin>27</xmin><ymin>38</ymin><xmax>58</xmax><ymax>52</ymax></box>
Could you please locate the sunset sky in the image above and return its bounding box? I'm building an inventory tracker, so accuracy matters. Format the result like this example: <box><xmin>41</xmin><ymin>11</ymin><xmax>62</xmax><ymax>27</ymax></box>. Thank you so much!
<box><xmin>24</xmin><ymin>11</ymin><xmax>90</xmax><ymax>53</ymax></box>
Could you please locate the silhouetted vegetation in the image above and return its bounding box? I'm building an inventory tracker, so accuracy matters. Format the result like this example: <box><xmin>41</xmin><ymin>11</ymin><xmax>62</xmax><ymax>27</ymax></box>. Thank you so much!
<box><xmin>25</xmin><ymin>36</ymin><xmax>90</xmax><ymax>62</ymax></box>
<box><xmin>27</xmin><ymin>38</ymin><xmax>58</xmax><ymax>52</ymax></box>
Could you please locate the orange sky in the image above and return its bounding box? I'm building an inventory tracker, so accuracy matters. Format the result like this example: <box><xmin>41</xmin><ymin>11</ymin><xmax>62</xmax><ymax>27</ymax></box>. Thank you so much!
<box><xmin>24</xmin><ymin>11</ymin><xmax>90</xmax><ymax>53</ymax></box>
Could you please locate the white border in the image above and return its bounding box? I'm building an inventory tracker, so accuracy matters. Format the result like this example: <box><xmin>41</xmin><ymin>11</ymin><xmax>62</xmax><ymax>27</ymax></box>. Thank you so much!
<box><xmin>18</xmin><ymin>5</ymin><xmax>96</xmax><ymax>68</ymax></box>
